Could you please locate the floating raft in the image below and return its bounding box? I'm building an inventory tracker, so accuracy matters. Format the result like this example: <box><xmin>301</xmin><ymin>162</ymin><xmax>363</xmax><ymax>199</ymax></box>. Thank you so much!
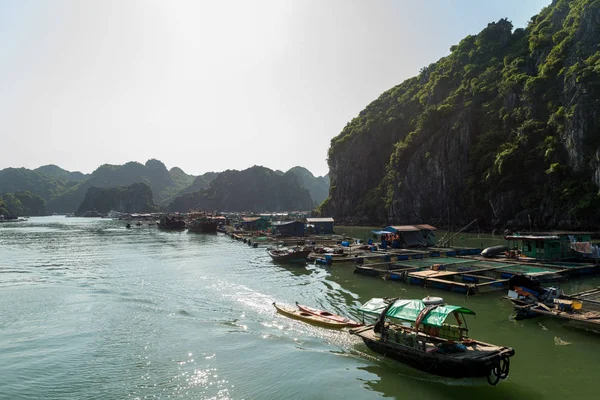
<box><xmin>355</xmin><ymin>257</ymin><xmax>566</xmax><ymax>295</ymax></box>
<box><xmin>461</xmin><ymin>255</ymin><xmax>600</xmax><ymax>277</ymax></box>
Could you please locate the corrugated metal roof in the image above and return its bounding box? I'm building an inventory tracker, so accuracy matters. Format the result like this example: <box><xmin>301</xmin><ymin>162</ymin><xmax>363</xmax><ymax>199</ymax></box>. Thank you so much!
<box><xmin>272</xmin><ymin>220</ymin><xmax>304</xmax><ymax>226</ymax></box>
<box><xmin>387</xmin><ymin>225</ymin><xmax>420</xmax><ymax>232</ymax></box>
<box><xmin>414</xmin><ymin>224</ymin><xmax>437</xmax><ymax>231</ymax></box>
<box><xmin>306</xmin><ymin>217</ymin><xmax>334</xmax><ymax>223</ymax></box>
<box><xmin>505</xmin><ymin>235</ymin><xmax>560</xmax><ymax>240</ymax></box>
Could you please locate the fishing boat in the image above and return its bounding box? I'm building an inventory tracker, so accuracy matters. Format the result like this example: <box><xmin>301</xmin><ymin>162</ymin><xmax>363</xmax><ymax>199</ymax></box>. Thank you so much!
<box><xmin>267</xmin><ymin>247</ymin><xmax>311</xmax><ymax>263</ymax></box>
<box><xmin>187</xmin><ymin>217</ymin><xmax>218</xmax><ymax>233</ymax></box>
<box><xmin>273</xmin><ymin>303</ymin><xmax>348</xmax><ymax>329</ymax></box>
<box><xmin>158</xmin><ymin>214</ymin><xmax>186</xmax><ymax>230</ymax></box>
<box><xmin>350</xmin><ymin>297</ymin><xmax>515</xmax><ymax>385</ymax></box>
<box><xmin>507</xmin><ymin>275</ymin><xmax>600</xmax><ymax>333</ymax></box>
<box><xmin>295</xmin><ymin>302</ymin><xmax>362</xmax><ymax>327</ymax></box>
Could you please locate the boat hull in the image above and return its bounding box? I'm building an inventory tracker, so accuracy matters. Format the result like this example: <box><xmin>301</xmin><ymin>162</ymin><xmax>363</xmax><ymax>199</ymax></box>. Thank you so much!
<box><xmin>296</xmin><ymin>303</ymin><xmax>362</xmax><ymax>327</ymax></box>
<box><xmin>352</xmin><ymin>326</ymin><xmax>514</xmax><ymax>379</ymax></box>
<box><xmin>187</xmin><ymin>222</ymin><xmax>218</xmax><ymax>233</ymax></box>
<box><xmin>268</xmin><ymin>250</ymin><xmax>311</xmax><ymax>263</ymax></box>
<box><xmin>273</xmin><ymin>303</ymin><xmax>347</xmax><ymax>329</ymax></box>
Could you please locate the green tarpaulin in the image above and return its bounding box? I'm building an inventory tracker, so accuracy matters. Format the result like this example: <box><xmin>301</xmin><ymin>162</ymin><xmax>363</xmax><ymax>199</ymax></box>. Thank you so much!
<box><xmin>358</xmin><ymin>298</ymin><xmax>475</xmax><ymax>328</ymax></box>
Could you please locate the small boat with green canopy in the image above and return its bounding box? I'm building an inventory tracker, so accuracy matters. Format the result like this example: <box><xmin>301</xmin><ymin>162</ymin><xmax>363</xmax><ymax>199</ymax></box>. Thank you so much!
<box><xmin>350</xmin><ymin>297</ymin><xmax>515</xmax><ymax>385</ymax></box>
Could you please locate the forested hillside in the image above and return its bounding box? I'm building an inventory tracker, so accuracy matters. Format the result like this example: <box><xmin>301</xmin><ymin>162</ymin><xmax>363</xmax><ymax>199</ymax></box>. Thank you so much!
<box><xmin>167</xmin><ymin>166</ymin><xmax>314</xmax><ymax>212</ymax></box>
<box><xmin>76</xmin><ymin>183</ymin><xmax>158</xmax><ymax>214</ymax></box>
<box><xmin>322</xmin><ymin>0</ymin><xmax>600</xmax><ymax>229</ymax></box>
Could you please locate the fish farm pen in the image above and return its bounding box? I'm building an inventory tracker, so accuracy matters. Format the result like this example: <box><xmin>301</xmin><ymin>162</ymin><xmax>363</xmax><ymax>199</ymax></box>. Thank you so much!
<box><xmin>355</xmin><ymin>256</ymin><xmax>575</xmax><ymax>295</ymax></box>
<box><xmin>222</xmin><ymin>225</ymin><xmax>600</xmax><ymax>296</ymax></box>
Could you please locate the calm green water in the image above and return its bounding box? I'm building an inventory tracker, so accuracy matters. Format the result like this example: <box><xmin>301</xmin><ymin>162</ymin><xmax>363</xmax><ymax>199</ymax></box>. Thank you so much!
<box><xmin>1</xmin><ymin>217</ymin><xmax>600</xmax><ymax>399</ymax></box>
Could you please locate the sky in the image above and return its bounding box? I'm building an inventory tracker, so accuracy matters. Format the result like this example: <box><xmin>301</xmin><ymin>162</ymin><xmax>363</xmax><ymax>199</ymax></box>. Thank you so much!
<box><xmin>0</xmin><ymin>0</ymin><xmax>550</xmax><ymax>177</ymax></box>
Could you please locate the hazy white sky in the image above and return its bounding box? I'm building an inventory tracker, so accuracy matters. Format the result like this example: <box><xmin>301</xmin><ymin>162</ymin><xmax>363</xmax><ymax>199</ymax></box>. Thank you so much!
<box><xmin>0</xmin><ymin>0</ymin><xmax>549</xmax><ymax>177</ymax></box>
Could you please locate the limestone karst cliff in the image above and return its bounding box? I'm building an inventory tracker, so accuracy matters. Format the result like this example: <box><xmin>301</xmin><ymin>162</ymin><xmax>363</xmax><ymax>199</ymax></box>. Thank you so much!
<box><xmin>76</xmin><ymin>183</ymin><xmax>158</xmax><ymax>214</ymax></box>
<box><xmin>323</xmin><ymin>0</ymin><xmax>600</xmax><ymax>230</ymax></box>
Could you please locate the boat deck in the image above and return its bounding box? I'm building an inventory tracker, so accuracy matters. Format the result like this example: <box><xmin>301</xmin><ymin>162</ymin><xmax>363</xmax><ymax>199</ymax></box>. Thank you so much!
<box><xmin>352</xmin><ymin>324</ymin><xmax>505</xmax><ymax>357</ymax></box>
<box><xmin>569</xmin><ymin>287</ymin><xmax>600</xmax><ymax>305</ymax></box>
<box><xmin>515</xmin><ymin>302</ymin><xmax>600</xmax><ymax>333</ymax></box>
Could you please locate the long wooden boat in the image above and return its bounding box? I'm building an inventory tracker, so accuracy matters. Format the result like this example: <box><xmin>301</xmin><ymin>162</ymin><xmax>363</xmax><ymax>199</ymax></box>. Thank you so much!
<box><xmin>295</xmin><ymin>302</ymin><xmax>362</xmax><ymax>327</ymax></box>
<box><xmin>273</xmin><ymin>303</ymin><xmax>348</xmax><ymax>329</ymax></box>
<box><xmin>350</xmin><ymin>298</ymin><xmax>515</xmax><ymax>385</ymax></box>
<box><xmin>267</xmin><ymin>248</ymin><xmax>311</xmax><ymax>263</ymax></box>
<box><xmin>187</xmin><ymin>218</ymin><xmax>218</xmax><ymax>233</ymax></box>
<box><xmin>507</xmin><ymin>276</ymin><xmax>600</xmax><ymax>333</ymax></box>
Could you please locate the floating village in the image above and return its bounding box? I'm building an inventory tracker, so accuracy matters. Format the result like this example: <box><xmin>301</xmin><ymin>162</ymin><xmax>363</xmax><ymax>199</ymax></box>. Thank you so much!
<box><xmin>90</xmin><ymin>210</ymin><xmax>600</xmax><ymax>386</ymax></box>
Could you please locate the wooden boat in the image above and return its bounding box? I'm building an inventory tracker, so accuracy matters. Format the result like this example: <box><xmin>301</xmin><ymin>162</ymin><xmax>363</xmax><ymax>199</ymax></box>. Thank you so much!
<box><xmin>273</xmin><ymin>303</ymin><xmax>348</xmax><ymax>329</ymax></box>
<box><xmin>267</xmin><ymin>247</ymin><xmax>311</xmax><ymax>263</ymax></box>
<box><xmin>507</xmin><ymin>276</ymin><xmax>600</xmax><ymax>333</ymax></box>
<box><xmin>187</xmin><ymin>218</ymin><xmax>218</xmax><ymax>233</ymax></box>
<box><xmin>350</xmin><ymin>298</ymin><xmax>515</xmax><ymax>385</ymax></box>
<box><xmin>158</xmin><ymin>215</ymin><xmax>186</xmax><ymax>230</ymax></box>
<box><xmin>295</xmin><ymin>302</ymin><xmax>362</xmax><ymax>327</ymax></box>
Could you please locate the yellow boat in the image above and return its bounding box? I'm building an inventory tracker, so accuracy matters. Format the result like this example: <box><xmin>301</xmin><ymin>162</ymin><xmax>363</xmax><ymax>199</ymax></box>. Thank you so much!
<box><xmin>273</xmin><ymin>303</ymin><xmax>348</xmax><ymax>329</ymax></box>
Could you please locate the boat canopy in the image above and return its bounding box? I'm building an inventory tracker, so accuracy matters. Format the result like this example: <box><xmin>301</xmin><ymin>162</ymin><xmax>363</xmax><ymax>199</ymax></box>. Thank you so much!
<box><xmin>358</xmin><ymin>298</ymin><xmax>476</xmax><ymax>328</ymax></box>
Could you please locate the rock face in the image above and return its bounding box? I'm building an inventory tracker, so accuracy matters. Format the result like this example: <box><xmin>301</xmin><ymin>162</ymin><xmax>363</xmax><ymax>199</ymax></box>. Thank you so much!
<box><xmin>287</xmin><ymin>166</ymin><xmax>330</xmax><ymax>205</ymax></box>
<box><xmin>323</xmin><ymin>0</ymin><xmax>600</xmax><ymax>230</ymax></box>
<box><xmin>76</xmin><ymin>183</ymin><xmax>158</xmax><ymax>214</ymax></box>
<box><xmin>167</xmin><ymin>166</ymin><xmax>314</xmax><ymax>213</ymax></box>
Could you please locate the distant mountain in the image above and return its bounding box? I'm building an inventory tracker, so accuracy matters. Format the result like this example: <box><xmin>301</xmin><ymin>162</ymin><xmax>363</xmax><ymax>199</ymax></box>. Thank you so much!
<box><xmin>176</xmin><ymin>171</ymin><xmax>219</xmax><ymax>195</ymax></box>
<box><xmin>169</xmin><ymin>167</ymin><xmax>195</xmax><ymax>188</ymax></box>
<box><xmin>286</xmin><ymin>166</ymin><xmax>330</xmax><ymax>205</ymax></box>
<box><xmin>46</xmin><ymin>159</ymin><xmax>197</xmax><ymax>213</ymax></box>
<box><xmin>167</xmin><ymin>166</ymin><xmax>314</xmax><ymax>213</ymax></box>
<box><xmin>76</xmin><ymin>183</ymin><xmax>158</xmax><ymax>215</ymax></box>
<box><xmin>0</xmin><ymin>168</ymin><xmax>73</xmax><ymax>200</ymax></box>
<box><xmin>0</xmin><ymin>161</ymin><xmax>324</xmax><ymax>214</ymax></box>
<box><xmin>34</xmin><ymin>165</ymin><xmax>88</xmax><ymax>182</ymax></box>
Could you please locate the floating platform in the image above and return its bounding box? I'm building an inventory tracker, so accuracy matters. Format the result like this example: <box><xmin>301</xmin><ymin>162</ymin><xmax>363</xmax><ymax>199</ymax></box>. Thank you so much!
<box><xmin>355</xmin><ymin>256</ymin><xmax>567</xmax><ymax>295</ymax></box>
<box><xmin>461</xmin><ymin>255</ymin><xmax>600</xmax><ymax>277</ymax></box>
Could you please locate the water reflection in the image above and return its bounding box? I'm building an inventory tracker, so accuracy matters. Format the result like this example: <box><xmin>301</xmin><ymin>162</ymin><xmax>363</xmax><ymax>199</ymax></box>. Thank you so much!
<box><xmin>357</xmin><ymin>363</ymin><xmax>542</xmax><ymax>399</ymax></box>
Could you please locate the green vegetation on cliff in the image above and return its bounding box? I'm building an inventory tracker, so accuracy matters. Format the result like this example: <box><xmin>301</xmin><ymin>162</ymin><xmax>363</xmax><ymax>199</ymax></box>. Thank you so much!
<box><xmin>167</xmin><ymin>166</ymin><xmax>314</xmax><ymax>213</ymax></box>
<box><xmin>325</xmin><ymin>0</ymin><xmax>600</xmax><ymax>229</ymax></box>
<box><xmin>0</xmin><ymin>191</ymin><xmax>47</xmax><ymax>217</ymax></box>
<box><xmin>76</xmin><ymin>183</ymin><xmax>158</xmax><ymax>214</ymax></box>
<box><xmin>287</xmin><ymin>167</ymin><xmax>330</xmax><ymax>205</ymax></box>
<box><xmin>0</xmin><ymin>168</ymin><xmax>75</xmax><ymax>200</ymax></box>
<box><xmin>34</xmin><ymin>165</ymin><xmax>88</xmax><ymax>182</ymax></box>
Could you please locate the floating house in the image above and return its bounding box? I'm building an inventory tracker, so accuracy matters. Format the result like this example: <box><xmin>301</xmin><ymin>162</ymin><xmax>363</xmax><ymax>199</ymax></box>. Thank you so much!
<box><xmin>306</xmin><ymin>217</ymin><xmax>334</xmax><ymax>234</ymax></box>
<box><xmin>240</xmin><ymin>216</ymin><xmax>269</xmax><ymax>231</ymax></box>
<box><xmin>380</xmin><ymin>224</ymin><xmax>438</xmax><ymax>247</ymax></box>
<box><xmin>271</xmin><ymin>220</ymin><xmax>305</xmax><ymax>237</ymax></box>
<box><xmin>504</xmin><ymin>232</ymin><xmax>595</xmax><ymax>261</ymax></box>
